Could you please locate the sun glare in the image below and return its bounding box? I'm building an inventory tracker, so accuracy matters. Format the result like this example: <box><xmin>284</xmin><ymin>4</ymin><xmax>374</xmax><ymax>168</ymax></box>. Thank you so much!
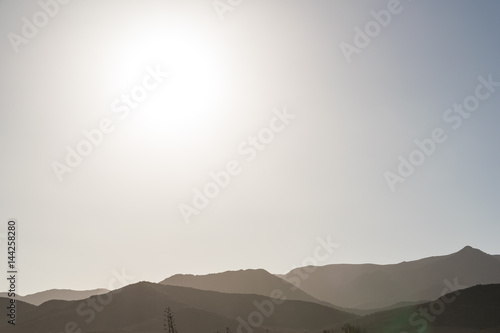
<box><xmin>107</xmin><ymin>22</ymin><xmax>228</xmax><ymax>148</ymax></box>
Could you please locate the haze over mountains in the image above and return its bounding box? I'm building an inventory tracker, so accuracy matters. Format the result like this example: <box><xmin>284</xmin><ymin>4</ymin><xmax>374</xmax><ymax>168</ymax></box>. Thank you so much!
<box><xmin>0</xmin><ymin>288</ymin><xmax>109</xmax><ymax>306</ymax></box>
<box><xmin>0</xmin><ymin>282</ymin><xmax>357</xmax><ymax>333</ymax></box>
<box><xmin>162</xmin><ymin>246</ymin><xmax>500</xmax><ymax>311</ymax></box>
<box><xmin>2</xmin><ymin>283</ymin><xmax>500</xmax><ymax>333</ymax></box>
<box><xmin>161</xmin><ymin>269</ymin><xmax>331</xmax><ymax>306</ymax></box>
<box><xmin>1</xmin><ymin>246</ymin><xmax>499</xmax><ymax>333</ymax></box>
<box><xmin>279</xmin><ymin>246</ymin><xmax>500</xmax><ymax>309</ymax></box>
<box><xmin>347</xmin><ymin>284</ymin><xmax>500</xmax><ymax>333</ymax></box>
<box><xmin>10</xmin><ymin>246</ymin><xmax>497</xmax><ymax>311</ymax></box>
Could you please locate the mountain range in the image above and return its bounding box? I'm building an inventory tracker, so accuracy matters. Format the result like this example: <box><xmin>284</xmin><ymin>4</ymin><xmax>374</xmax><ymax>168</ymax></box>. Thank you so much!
<box><xmin>281</xmin><ymin>245</ymin><xmax>500</xmax><ymax>309</ymax></box>
<box><xmin>161</xmin><ymin>246</ymin><xmax>500</xmax><ymax>312</ymax></box>
<box><xmin>0</xmin><ymin>282</ymin><xmax>357</xmax><ymax>333</ymax></box>
<box><xmin>1</xmin><ymin>246</ymin><xmax>499</xmax><ymax>333</ymax></box>
<box><xmin>0</xmin><ymin>288</ymin><xmax>109</xmax><ymax>306</ymax></box>
<box><xmin>342</xmin><ymin>284</ymin><xmax>500</xmax><ymax>333</ymax></box>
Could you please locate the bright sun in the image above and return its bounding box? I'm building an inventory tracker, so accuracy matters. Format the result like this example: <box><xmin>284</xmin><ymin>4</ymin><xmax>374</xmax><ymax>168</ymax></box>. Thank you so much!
<box><xmin>105</xmin><ymin>21</ymin><xmax>228</xmax><ymax>148</ymax></box>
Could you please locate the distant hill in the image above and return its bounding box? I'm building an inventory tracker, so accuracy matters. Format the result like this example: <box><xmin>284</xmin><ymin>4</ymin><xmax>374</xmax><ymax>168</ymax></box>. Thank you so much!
<box><xmin>161</xmin><ymin>268</ymin><xmax>333</xmax><ymax>306</ymax></box>
<box><xmin>0</xmin><ymin>288</ymin><xmax>109</xmax><ymax>306</ymax></box>
<box><xmin>0</xmin><ymin>282</ymin><xmax>358</xmax><ymax>333</ymax></box>
<box><xmin>281</xmin><ymin>246</ymin><xmax>500</xmax><ymax>309</ymax></box>
<box><xmin>337</xmin><ymin>284</ymin><xmax>500</xmax><ymax>333</ymax></box>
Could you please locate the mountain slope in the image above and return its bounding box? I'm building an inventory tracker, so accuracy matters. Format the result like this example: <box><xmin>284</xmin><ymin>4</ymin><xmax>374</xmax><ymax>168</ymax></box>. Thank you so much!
<box><xmin>340</xmin><ymin>284</ymin><xmax>500</xmax><ymax>333</ymax></box>
<box><xmin>0</xmin><ymin>288</ymin><xmax>109</xmax><ymax>306</ymax></box>
<box><xmin>0</xmin><ymin>282</ymin><xmax>358</xmax><ymax>333</ymax></box>
<box><xmin>161</xmin><ymin>268</ymin><xmax>332</xmax><ymax>306</ymax></box>
<box><xmin>25</xmin><ymin>288</ymin><xmax>109</xmax><ymax>306</ymax></box>
<box><xmin>282</xmin><ymin>246</ymin><xmax>500</xmax><ymax>309</ymax></box>
<box><xmin>0</xmin><ymin>297</ymin><xmax>37</xmax><ymax>315</ymax></box>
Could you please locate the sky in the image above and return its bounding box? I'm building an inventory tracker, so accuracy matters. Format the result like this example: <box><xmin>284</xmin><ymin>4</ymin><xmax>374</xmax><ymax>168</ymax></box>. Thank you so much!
<box><xmin>1</xmin><ymin>0</ymin><xmax>500</xmax><ymax>295</ymax></box>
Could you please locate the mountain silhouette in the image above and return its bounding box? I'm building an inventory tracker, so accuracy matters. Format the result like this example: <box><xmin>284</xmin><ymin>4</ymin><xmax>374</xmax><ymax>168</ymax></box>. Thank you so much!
<box><xmin>281</xmin><ymin>246</ymin><xmax>500</xmax><ymax>309</ymax></box>
<box><xmin>341</xmin><ymin>284</ymin><xmax>500</xmax><ymax>333</ymax></box>
<box><xmin>161</xmin><ymin>268</ymin><xmax>333</xmax><ymax>306</ymax></box>
<box><xmin>2</xmin><ymin>246</ymin><xmax>499</xmax><ymax>332</ymax></box>
<box><xmin>0</xmin><ymin>282</ymin><xmax>357</xmax><ymax>333</ymax></box>
<box><xmin>0</xmin><ymin>288</ymin><xmax>109</xmax><ymax>306</ymax></box>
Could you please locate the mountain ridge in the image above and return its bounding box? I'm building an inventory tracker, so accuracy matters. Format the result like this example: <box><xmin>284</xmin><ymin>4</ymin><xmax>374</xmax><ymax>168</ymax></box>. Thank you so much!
<box><xmin>342</xmin><ymin>283</ymin><xmax>500</xmax><ymax>333</ymax></box>
<box><xmin>281</xmin><ymin>246</ymin><xmax>500</xmax><ymax>309</ymax></box>
<box><xmin>0</xmin><ymin>281</ymin><xmax>358</xmax><ymax>333</ymax></box>
<box><xmin>161</xmin><ymin>268</ymin><xmax>336</xmax><ymax>307</ymax></box>
<box><xmin>0</xmin><ymin>288</ymin><xmax>109</xmax><ymax>306</ymax></box>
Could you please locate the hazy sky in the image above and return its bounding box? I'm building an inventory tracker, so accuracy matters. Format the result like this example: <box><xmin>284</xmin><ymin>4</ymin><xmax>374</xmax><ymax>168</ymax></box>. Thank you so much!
<box><xmin>1</xmin><ymin>0</ymin><xmax>499</xmax><ymax>295</ymax></box>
